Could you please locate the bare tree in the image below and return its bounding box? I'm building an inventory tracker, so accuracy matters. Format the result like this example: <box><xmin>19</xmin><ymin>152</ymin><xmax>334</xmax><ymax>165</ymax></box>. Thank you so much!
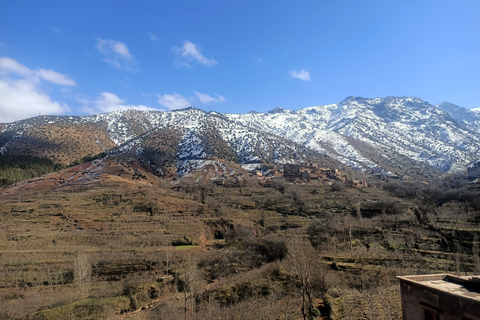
<box><xmin>286</xmin><ymin>238</ymin><xmax>323</xmax><ymax>320</ymax></box>
<box><xmin>164</xmin><ymin>243</ymin><xmax>174</xmax><ymax>274</ymax></box>
<box><xmin>338</xmin><ymin>214</ymin><xmax>356</xmax><ymax>251</ymax></box>
<box><xmin>179</xmin><ymin>253</ymin><xmax>200</xmax><ymax>320</ymax></box>
<box><xmin>74</xmin><ymin>252</ymin><xmax>91</xmax><ymax>298</ymax></box>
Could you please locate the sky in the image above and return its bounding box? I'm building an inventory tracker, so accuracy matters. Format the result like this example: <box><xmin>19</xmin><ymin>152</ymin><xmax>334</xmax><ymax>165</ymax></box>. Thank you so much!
<box><xmin>0</xmin><ymin>1</ymin><xmax>479</xmax><ymax>123</ymax></box>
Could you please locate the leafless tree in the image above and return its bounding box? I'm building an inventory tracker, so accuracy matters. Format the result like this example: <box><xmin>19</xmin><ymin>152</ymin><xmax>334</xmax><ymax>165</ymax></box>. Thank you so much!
<box><xmin>74</xmin><ymin>252</ymin><xmax>91</xmax><ymax>298</ymax></box>
<box><xmin>164</xmin><ymin>243</ymin><xmax>174</xmax><ymax>274</ymax></box>
<box><xmin>286</xmin><ymin>238</ymin><xmax>320</xmax><ymax>320</ymax></box>
<box><xmin>179</xmin><ymin>253</ymin><xmax>201</xmax><ymax>320</ymax></box>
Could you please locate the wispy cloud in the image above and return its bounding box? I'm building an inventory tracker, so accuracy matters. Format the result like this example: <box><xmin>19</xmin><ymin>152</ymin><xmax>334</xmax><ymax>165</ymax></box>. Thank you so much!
<box><xmin>148</xmin><ymin>32</ymin><xmax>158</xmax><ymax>42</ymax></box>
<box><xmin>194</xmin><ymin>91</ymin><xmax>226</xmax><ymax>103</ymax></box>
<box><xmin>289</xmin><ymin>69</ymin><xmax>311</xmax><ymax>81</ymax></box>
<box><xmin>92</xmin><ymin>92</ymin><xmax>154</xmax><ymax>113</ymax></box>
<box><xmin>0</xmin><ymin>57</ymin><xmax>74</xmax><ymax>123</ymax></box>
<box><xmin>51</xmin><ymin>26</ymin><xmax>64</xmax><ymax>35</ymax></box>
<box><xmin>36</xmin><ymin>69</ymin><xmax>76</xmax><ymax>86</ymax></box>
<box><xmin>172</xmin><ymin>40</ymin><xmax>217</xmax><ymax>67</ymax></box>
<box><xmin>0</xmin><ymin>57</ymin><xmax>76</xmax><ymax>86</ymax></box>
<box><xmin>0</xmin><ymin>57</ymin><xmax>31</xmax><ymax>77</ymax></box>
<box><xmin>95</xmin><ymin>38</ymin><xmax>138</xmax><ymax>71</ymax></box>
<box><xmin>157</xmin><ymin>93</ymin><xmax>191</xmax><ymax>110</ymax></box>
<box><xmin>156</xmin><ymin>91</ymin><xmax>226</xmax><ymax>110</ymax></box>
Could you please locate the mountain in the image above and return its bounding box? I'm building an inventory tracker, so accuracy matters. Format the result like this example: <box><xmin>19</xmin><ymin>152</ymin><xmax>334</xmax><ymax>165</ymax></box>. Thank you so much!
<box><xmin>0</xmin><ymin>108</ymin><xmax>340</xmax><ymax>180</ymax></box>
<box><xmin>109</xmin><ymin>109</ymin><xmax>340</xmax><ymax>178</ymax></box>
<box><xmin>437</xmin><ymin>101</ymin><xmax>480</xmax><ymax>131</ymax></box>
<box><xmin>1</xmin><ymin>97</ymin><xmax>479</xmax><ymax>181</ymax></box>
<box><xmin>227</xmin><ymin>97</ymin><xmax>480</xmax><ymax>177</ymax></box>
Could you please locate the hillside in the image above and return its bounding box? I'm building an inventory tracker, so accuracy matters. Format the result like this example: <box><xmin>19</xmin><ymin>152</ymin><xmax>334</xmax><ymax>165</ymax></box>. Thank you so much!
<box><xmin>0</xmin><ymin>155</ymin><xmax>479</xmax><ymax>319</ymax></box>
<box><xmin>1</xmin><ymin>97</ymin><xmax>479</xmax><ymax>182</ymax></box>
<box><xmin>226</xmin><ymin>97</ymin><xmax>480</xmax><ymax>176</ymax></box>
<box><xmin>1</xmin><ymin>99</ymin><xmax>479</xmax><ymax>318</ymax></box>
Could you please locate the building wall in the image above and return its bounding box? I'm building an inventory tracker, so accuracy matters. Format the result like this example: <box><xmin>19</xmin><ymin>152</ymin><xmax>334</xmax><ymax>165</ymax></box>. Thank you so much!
<box><xmin>399</xmin><ymin>277</ymin><xmax>480</xmax><ymax>320</ymax></box>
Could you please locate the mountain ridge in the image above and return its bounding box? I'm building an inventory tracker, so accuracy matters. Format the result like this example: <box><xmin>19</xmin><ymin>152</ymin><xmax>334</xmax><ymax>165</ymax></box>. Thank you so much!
<box><xmin>1</xmin><ymin>96</ymin><xmax>479</xmax><ymax>181</ymax></box>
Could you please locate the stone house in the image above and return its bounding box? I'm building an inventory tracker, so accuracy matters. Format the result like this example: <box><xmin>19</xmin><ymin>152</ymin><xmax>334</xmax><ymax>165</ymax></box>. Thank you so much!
<box><xmin>397</xmin><ymin>274</ymin><xmax>480</xmax><ymax>320</ymax></box>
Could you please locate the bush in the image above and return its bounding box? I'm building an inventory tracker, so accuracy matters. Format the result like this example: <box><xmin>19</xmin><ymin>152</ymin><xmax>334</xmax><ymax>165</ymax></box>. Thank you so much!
<box><xmin>253</xmin><ymin>237</ymin><xmax>288</xmax><ymax>262</ymax></box>
<box><xmin>171</xmin><ymin>236</ymin><xmax>192</xmax><ymax>246</ymax></box>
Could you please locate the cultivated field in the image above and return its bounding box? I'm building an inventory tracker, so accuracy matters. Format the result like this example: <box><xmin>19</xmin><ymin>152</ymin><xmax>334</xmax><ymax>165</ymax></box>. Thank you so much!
<box><xmin>1</xmin><ymin>162</ymin><xmax>479</xmax><ymax>319</ymax></box>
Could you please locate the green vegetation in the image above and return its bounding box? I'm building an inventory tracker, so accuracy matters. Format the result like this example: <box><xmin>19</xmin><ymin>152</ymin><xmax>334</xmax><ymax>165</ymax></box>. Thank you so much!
<box><xmin>28</xmin><ymin>296</ymin><xmax>130</xmax><ymax>320</ymax></box>
<box><xmin>0</xmin><ymin>154</ymin><xmax>63</xmax><ymax>186</ymax></box>
<box><xmin>69</xmin><ymin>151</ymin><xmax>108</xmax><ymax>167</ymax></box>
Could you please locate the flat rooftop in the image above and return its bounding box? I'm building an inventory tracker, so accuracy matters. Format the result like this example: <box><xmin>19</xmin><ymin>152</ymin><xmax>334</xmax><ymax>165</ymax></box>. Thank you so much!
<box><xmin>397</xmin><ymin>274</ymin><xmax>480</xmax><ymax>302</ymax></box>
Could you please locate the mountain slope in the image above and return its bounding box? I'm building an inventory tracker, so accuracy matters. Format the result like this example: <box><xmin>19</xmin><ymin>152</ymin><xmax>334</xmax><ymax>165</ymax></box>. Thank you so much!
<box><xmin>437</xmin><ymin>101</ymin><xmax>480</xmax><ymax>132</ymax></box>
<box><xmin>111</xmin><ymin>110</ymin><xmax>340</xmax><ymax>177</ymax></box>
<box><xmin>226</xmin><ymin>97</ymin><xmax>480</xmax><ymax>177</ymax></box>
<box><xmin>1</xmin><ymin>96</ymin><xmax>479</xmax><ymax>181</ymax></box>
<box><xmin>0</xmin><ymin>108</ymin><xmax>340</xmax><ymax>178</ymax></box>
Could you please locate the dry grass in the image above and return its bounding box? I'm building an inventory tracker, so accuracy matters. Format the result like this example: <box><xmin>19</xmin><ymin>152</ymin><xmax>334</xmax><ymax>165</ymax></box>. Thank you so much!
<box><xmin>0</xmin><ymin>162</ymin><xmax>479</xmax><ymax>319</ymax></box>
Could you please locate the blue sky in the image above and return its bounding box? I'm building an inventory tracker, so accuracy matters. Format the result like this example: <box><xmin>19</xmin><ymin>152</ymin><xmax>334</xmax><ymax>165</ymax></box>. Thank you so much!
<box><xmin>0</xmin><ymin>0</ymin><xmax>479</xmax><ymax>122</ymax></box>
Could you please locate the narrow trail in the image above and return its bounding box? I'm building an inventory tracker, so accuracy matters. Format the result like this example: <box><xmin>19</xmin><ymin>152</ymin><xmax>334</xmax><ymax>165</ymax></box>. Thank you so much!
<box><xmin>115</xmin><ymin>292</ymin><xmax>184</xmax><ymax>319</ymax></box>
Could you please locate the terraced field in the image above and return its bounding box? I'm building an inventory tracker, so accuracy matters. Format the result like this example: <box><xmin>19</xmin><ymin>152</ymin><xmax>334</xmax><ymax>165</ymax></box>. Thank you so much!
<box><xmin>1</xmin><ymin>161</ymin><xmax>479</xmax><ymax>319</ymax></box>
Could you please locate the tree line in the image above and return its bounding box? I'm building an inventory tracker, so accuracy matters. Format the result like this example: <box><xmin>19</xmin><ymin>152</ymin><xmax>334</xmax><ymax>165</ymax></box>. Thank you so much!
<box><xmin>0</xmin><ymin>154</ymin><xmax>63</xmax><ymax>186</ymax></box>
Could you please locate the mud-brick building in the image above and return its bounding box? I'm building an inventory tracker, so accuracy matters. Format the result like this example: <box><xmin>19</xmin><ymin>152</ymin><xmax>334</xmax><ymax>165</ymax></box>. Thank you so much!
<box><xmin>397</xmin><ymin>274</ymin><xmax>480</xmax><ymax>320</ymax></box>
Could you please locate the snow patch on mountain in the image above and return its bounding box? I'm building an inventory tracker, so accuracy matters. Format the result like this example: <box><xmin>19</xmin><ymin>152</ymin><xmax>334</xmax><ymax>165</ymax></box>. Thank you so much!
<box><xmin>225</xmin><ymin>97</ymin><xmax>480</xmax><ymax>174</ymax></box>
<box><xmin>3</xmin><ymin>97</ymin><xmax>480</xmax><ymax>179</ymax></box>
<box><xmin>177</xmin><ymin>128</ymin><xmax>207</xmax><ymax>160</ymax></box>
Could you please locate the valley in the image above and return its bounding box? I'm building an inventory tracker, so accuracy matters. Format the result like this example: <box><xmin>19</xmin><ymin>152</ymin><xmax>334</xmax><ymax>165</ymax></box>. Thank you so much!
<box><xmin>1</xmin><ymin>96</ymin><xmax>480</xmax><ymax>319</ymax></box>
<box><xmin>0</xmin><ymin>158</ymin><xmax>479</xmax><ymax>319</ymax></box>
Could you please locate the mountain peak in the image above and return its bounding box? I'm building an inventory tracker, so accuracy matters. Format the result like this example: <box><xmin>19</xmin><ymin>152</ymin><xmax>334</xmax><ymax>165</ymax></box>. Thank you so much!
<box><xmin>438</xmin><ymin>101</ymin><xmax>463</xmax><ymax>112</ymax></box>
<box><xmin>267</xmin><ymin>107</ymin><xmax>287</xmax><ymax>114</ymax></box>
<box><xmin>2</xmin><ymin>96</ymin><xmax>480</xmax><ymax>181</ymax></box>
<box><xmin>341</xmin><ymin>96</ymin><xmax>367</xmax><ymax>104</ymax></box>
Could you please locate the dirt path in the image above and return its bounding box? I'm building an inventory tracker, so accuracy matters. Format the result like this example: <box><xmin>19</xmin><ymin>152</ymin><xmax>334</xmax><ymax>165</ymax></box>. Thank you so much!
<box><xmin>115</xmin><ymin>292</ymin><xmax>184</xmax><ymax>320</ymax></box>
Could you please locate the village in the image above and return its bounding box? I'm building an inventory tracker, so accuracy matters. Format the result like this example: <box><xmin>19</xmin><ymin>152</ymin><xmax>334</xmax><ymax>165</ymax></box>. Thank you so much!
<box><xmin>201</xmin><ymin>161</ymin><xmax>370</xmax><ymax>188</ymax></box>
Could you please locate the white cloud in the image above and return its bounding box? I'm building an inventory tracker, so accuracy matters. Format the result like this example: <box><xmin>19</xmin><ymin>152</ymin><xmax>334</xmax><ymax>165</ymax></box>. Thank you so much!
<box><xmin>96</xmin><ymin>39</ymin><xmax>131</xmax><ymax>58</ymax></box>
<box><xmin>0</xmin><ymin>57</ymin><xmax>32</xmax><ymax>77</ymax></box>
<box><xmin>0</xmin><ymin>57</ymin><xmax>76</xmax><ymax>86</ymax></box>
<box><xmin>194</xmin><ymin>91</ymin><xmax>226</xmax><ymax>103</ymax></box>
<box><xmin>157</xmin><ymin>93</ymin><xmax>191</xmax><ymax>110</ymax></box>
<box><xmin>36</xmin><ymin>69</ymin><xmax>77</xmax><ymax>86</ymax></box>
<box><xmin>94</xmin><ymin>92</ymin><xmax>155</xmax><ymax>113</ymax></box>
<box><xmin>289</xmin><ymin>69</ymin><xmax>311</xmax><ymax>81</ymax></box>
<box><xmin>156</xmin><ymin>91</ymin><xmax>226</xmax><ymax>109</ymax></box>
<box><xmin>95</xmin><ymin>38</ymin><xmax>138</xmax><ymax>71</ymax></box>
<box><xmin>0</xmin><ymin>57</ymin><xmax>75</xmax><ymax>123</ymax></box>
<box><xmin>0</xmin><ymin>80</ymin><xmax>69</xmax><ymax>123</ymax></box>
<box><xmin>172</xmin><ymin>40</ymin><xmax>217</xmax><ymax>67</ymax></box>
<box><xmin>148</xmin><ymin>32</ymin><xmax>158</xmax><ymax>42</ymax></box>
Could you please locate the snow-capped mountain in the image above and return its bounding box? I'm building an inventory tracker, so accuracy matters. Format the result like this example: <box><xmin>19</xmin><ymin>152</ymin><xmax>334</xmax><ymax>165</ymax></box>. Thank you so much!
<box><xmin>437</xmin><ymin>101</ymin><xmax>480</xmax><ymax>132</ymax></box>
<box><xmin>109</xmin><ymin>109</ymin><xmax>338</xmax><ymax>177</ymax></box>
<box><xmin>1</xmin><ymin>97</ymin><xmax>479</xmax><ymax>180</ymax></box>
<box><xmin>0</xmin><ymin>108</ymin><xmax>339</xmax><ymax>177</ymax></box>
<box><xmin>226</xmin><ymin>97</ymin><xmax>480</xmax><ymax>176</ymax></box>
